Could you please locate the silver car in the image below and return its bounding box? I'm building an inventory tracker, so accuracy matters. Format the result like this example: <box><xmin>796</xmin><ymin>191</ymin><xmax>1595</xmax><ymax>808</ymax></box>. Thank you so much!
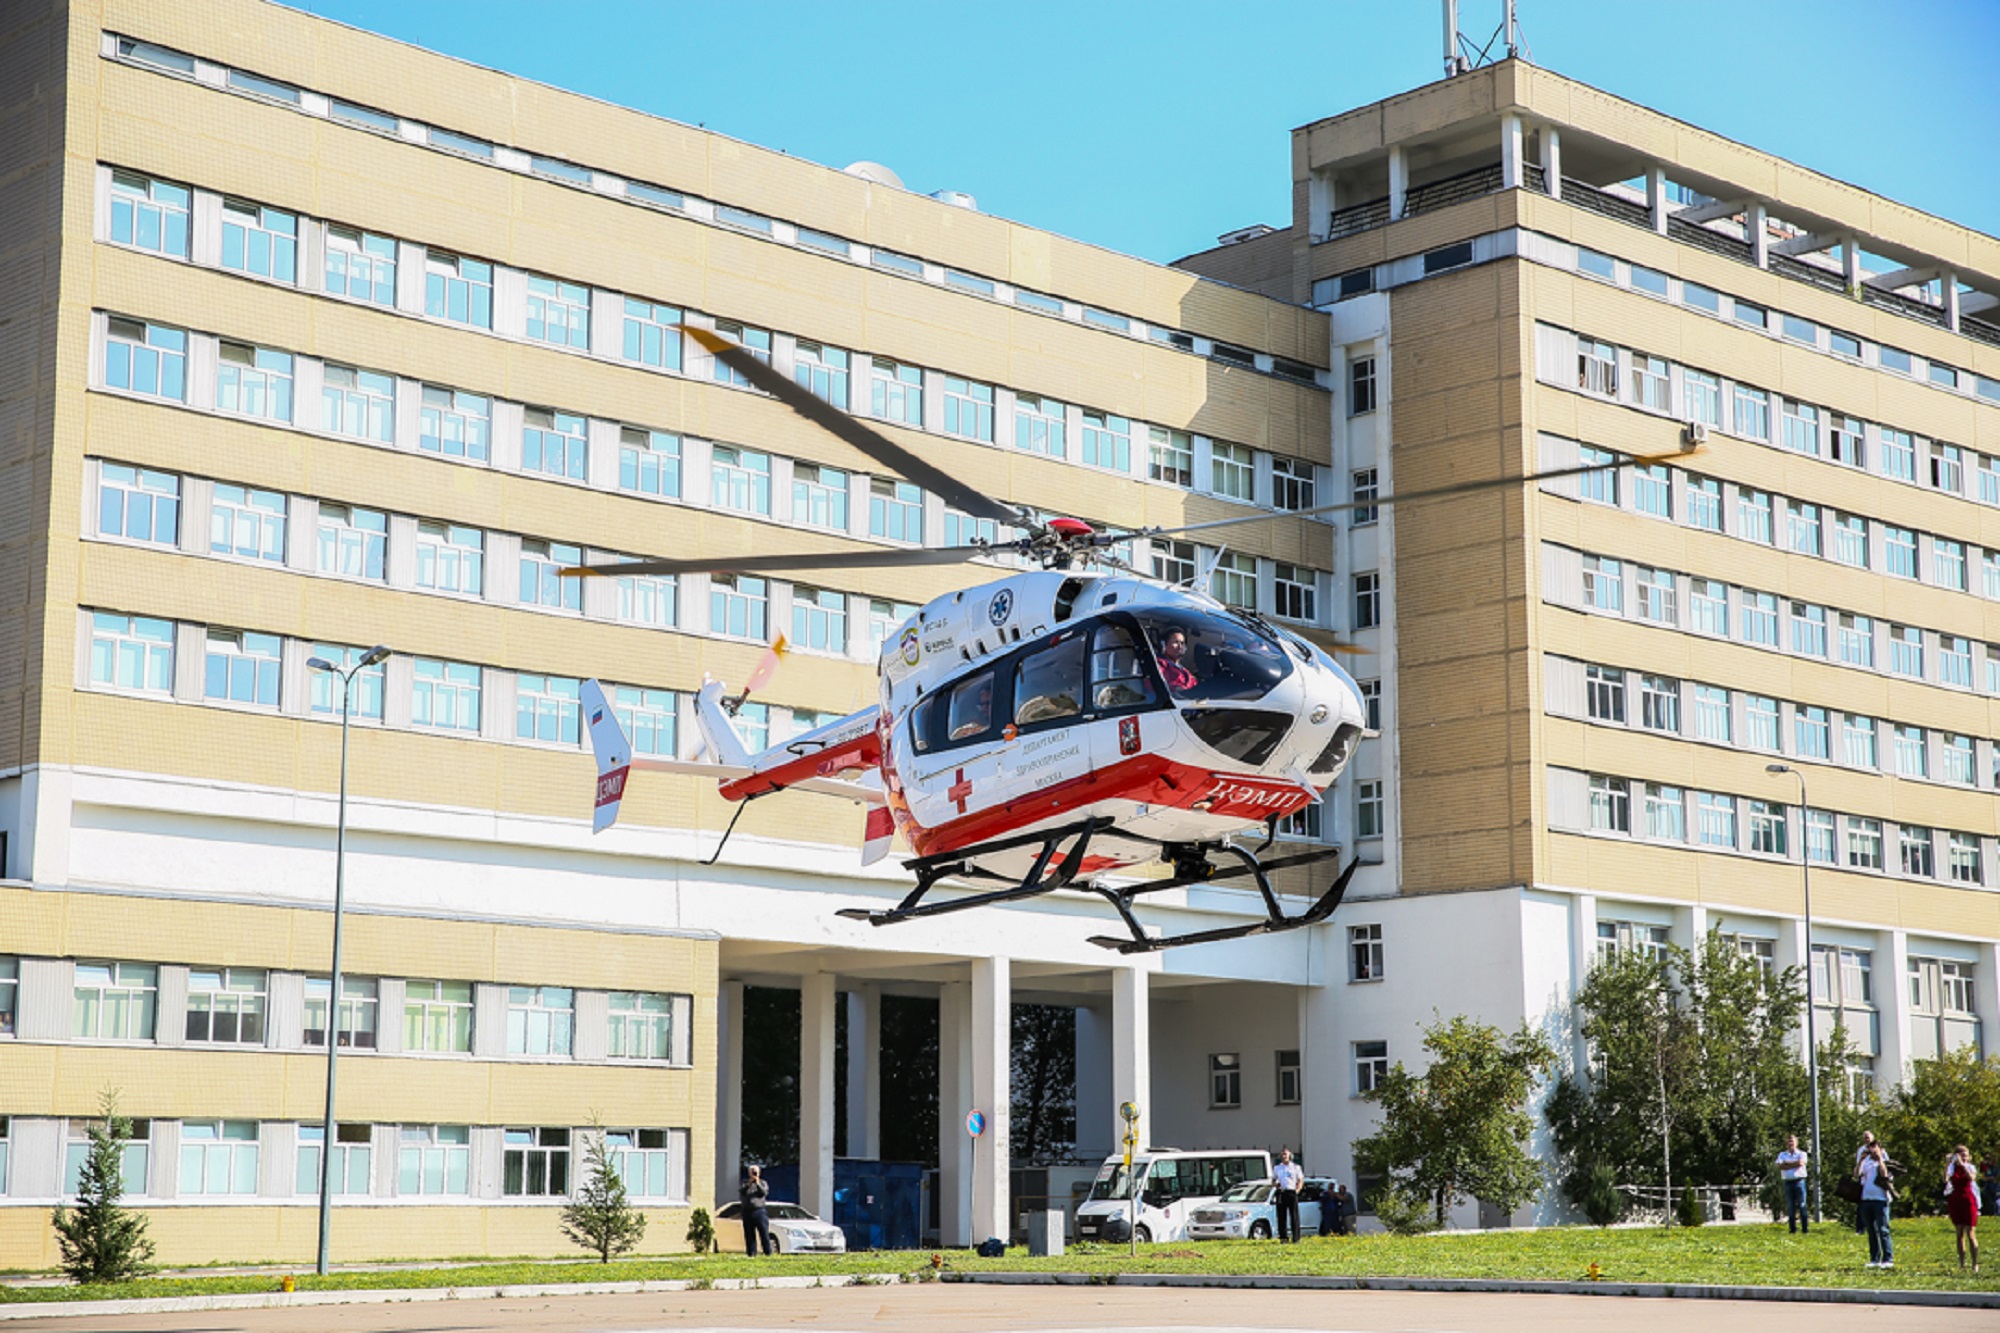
<box><xmin>715</xmin><ymin>1199</ymin><xmax>848</xmax><ymax>1253</ymax></box>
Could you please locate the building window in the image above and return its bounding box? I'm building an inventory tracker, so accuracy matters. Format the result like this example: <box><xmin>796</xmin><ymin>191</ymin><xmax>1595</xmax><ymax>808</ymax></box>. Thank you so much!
<box><xmin>98</xmin><ymin>463</ymin><xmax>180</xmax><ymax>546</ymax></box>
<box><xmin>1351</xmin><ymin>469</ymin><xmax>1378</xmax><ymax>524</ymax></box>
<box><xmin>1350</xmin><ymin>924</ymin><xmax>1383</xmax><ymax>981</ymax></box>
<box><xmin>403</xmin><ymin>980</ymin><xmax>473</xmax><ymax>1053</ymax></box>
<box><xmin>0</xmin><ymin>957</ymin><xmax>15</xmax><ymax>1035</ymax></box>
<box><xmin>1354</xmin><ymin>1041</ymin><xmax>1389</xmax><ymax>1096</ymax></box>
<box><xmin>610</xmin><ymin>427</ymin><xmax>681</xmax><ymax>499</ymax></box>
<box><xmin>522</xmin><ymin>408</ymin><xmax>588</xmax><ymax>481</ymax></box>
<box><xmin>108</xmin><ymin>170</ymin><xmax>190</xmax><ymax>257</ymax></box>
<box><xmin>1577</xmin><ymin>445</ymin><xmax>1618</xmax><ymax>505</ymax></box>
<box><xmin>519</xmin><ymin>540</ymin><xmax>583</xmax><ymax>611</ymax></box>
<box><xmin>399</xmin><ymin>1125</ymin><xmax>471</xmax><ymax>1195</ymax></box>
<box><xmin>322</xmin><ymin>364</ymin><xmax>395</xmax><ymax>443</ymax></box>
<box><xmin>1353</xmin><ymin>572</ymin><xmax>1381</xmax><ymax>628</ymax></box>
<box><xmin>1934</xmin><ymin>539</ymin><xmax>1967</xmax><ymax>591</ymax></box>
<box><xmin>1948</xmin><ymin>833</ymin><xmax>1983</xmax><ymax>885</ymax></box>
<box><xmin>1829</xmin><ymin>415</ymin><xmax>1865</xmax><ymax>467</ymax></box>
<box><xmin>316</xmin><ymin>503</ymin><xmax>387</xmax><ymax>580</ymax></box>
<box><xmin>1940</xmin><ymin>636</ymin><xmax>1973</xmax><ymax>687</ymax></box>
<box><xmin>420</xmin><ymin>386</ymin><xmax>491</xmax><ymax>461</ymax></box>
<box><xmin>1687</xmin><ymin>579</ymin><xmax>1727</xmax><ymax>636</ymax></box>
<box><xmin>1692</xmin><ymin>684</ymin><xmax>1730</xmax><ymax>742</ymax></box>
<box><xmin>1357</xmin><ymin>780</ymin><xmax>1384</xmax><ymax>837</ymax></box>
<box><xmin>220</xmin><ymin>199</ymin><xmax>297</xmax><ymax>282</ymax></box>
<box><xmin>866</xmin><ymin>601</ymin><xmax>919</xmax><ymax>653</ymax></box>
<box><xmin>866</xmin><ymin>357</ymin><xmax>924</xmax><ymax>424</ymax></box>
<box><xmin>1638</xmin><ymin>675</ymin><xmax>1679</xmax><ymax>733</ymax></box>
<box><xmin>942</xmin><ymin>376</ymin><xmax>994</xmax><ymax>441</ymax></box>
<box><xmin>709</xmin><ymin>574</ymin><xmax>768</xmax><ymax>641</ymax></box>
<box><xmin>1642</xmin><ymin>784</ymin><xmax>1685</xmax><ymax>842</ymax></box>
<box><xmin>325</xmin><ymin>225</ymin><xmax>397</xmax><ymax>306</ymax></box>
<box><xmin>424</xmin><ymin>251</ymin><xmax>493</xmax><ymax>328</ymax></box>
<box><xmin>1575</xmin><ymin>338</ymin><xmax>1617</xmax><ymax>397</ymax></box>
<box><xmin>1740</xmin><ymin>591</ymin><xmax>1778</xmax><ymax>646</ymax></box>
<box><xmin>1585</xmin><ymin>665</ymin><xmax>1626</xmax><ymax>723</ymax></box>
<box><xmin>1734</xmin><ymin>300</ymin><xmax>1766</xmax><ymax>329</ymax></box>
<box><xmin>620</xmin><ymin>297</ymin><xmax>684</xmax><ymax>371</ymax></box>
<box><xmin>1881</xmin><ymin>526</ymin><xmax>1917</xmax><ymax>579</ymax></box>
<box><xmin>1781</xmin><ymin>400</ymin><xmax>1819</xmax><ymax>455</ymax></box>
<box><xmin>304</xmin><ymin>976</ymin><xmax>378</xmax><ymax>1049</ymax></box>
<box><xmin>1015</xmin><ymin>394</ymin><xmax>1067</xmax><ymax>458</ymax></box>
<box><xmin>605</xmin><ymin>1129</ymin><xmax>688</xmax><ymax>1199</ymax></box>
<box><xmin>791</xmin><ymin>585</ymin><xmax>849</xmax><ymax>654</ymax></box>
<box><xmin>516</xmin><ymin>673</ymin><xmax>582</xmax><ymax>745</ymax></box>
<box><xmin>504</xmin><ymin>1128</ymin><xmax>570</xmax><ymax>1196</ymax></box>
<box><xmin>1696</xmin><ymin>792</ymin><xmax>1736</xmax><ymax>848</ymax></box>
<box><xmin>1209</xmin><ymin>1053</ymin><xmax>1242</xmax><ymax>1107</ymax></box>
<box><xmin>1081</xmin><ymin>412</ymin><xmax>1133</xmax><ymax>473</ymax></box>
<box><xmin>1589</xmin><ymin>775</ymin><xmax>1630</xmax><ymax>833</ymax></box>
<box><xmin>88</xmin><ymin>613</ymin><xmax>174</xmax><ymax>694</ymax></box>
<box><xmin>1681</xmin><ymin>280</ymin><xmax>1720</xmax><ymax>313</ymax></box>
<box><xmin>1274</xmin><ymin>802</ymin><xmax>1323</xmax><ymax>842</ymax></box>
<box><xmin>1793</xmin><ymin>705</ymin><xmax>1830</xmax><ymax>759</ymax></box>
<box><xmin>1632</xmin><ymin>463</ymin><xmax>1670</xmax><ymax>517</ymax></box>
<box><xmin>1880</xmin><ymin>428</ymin><xmax>1916</xmax><ymax>482</ymax></box>
<box><xmin>1633</xmin><ymin>566</ymin><xmax>1676</xmax><ymax>625</ymax></box>
<box><xmin>716</xmin><ymin>440</ymin><xmax>776</xmax><ymax>512</ymax></box>
<box><xmin>508</xmin><ymin>986</ymin><xmax>574</xmax><ymax>1056</ymax></box>
<box><xmin>309</xmin><ymin>644</ymin><xmax>386</xmax><ymax>720</ymax></box>
<box><xmin>1210</xmin><ymin>551</ymin><xmax>1257</xmax><ymax>609</ymax></box>
<box><xmin>1888</xmin><ymin>624</ymin><xmax>1924</xmax><ymax>678</ymax></box>
<box><xmin>411</xmin><ymin>658</ymin><xmax>481</xmax><ymax>732</ymax></box>
<box><xmin>217</xmin><ymin>343</ymin><xmax>294</xmax><ymax>423</ymax></box>
<box><xmin>178</xmin><ymin>1121</ymin><xmax>259</xmax><ymax>1196</ymax></box>
<box><xmin>79</xmin><ymin>338</ymin><xmax>163</xmax><ymax>442</ymax></box>
<box><xmin>1272</xmin><ymin>456</ymin><xmax>1315</xmax><ymax>511</ymax></box>
<box><xmin>73</xmin><ymin>962</ymin><xmax>157</xmax><ymax>1040</ymax></box>
<box><xmin>1210</xmin><ymin>441</ymin><xmax>1254</xmax><ymax>501</ymax></box>
<box><xmin>1789</xmin><ymin>602</ymin><xmax>1828</xmax><ymax>658</ymax></box>
<box><xmin>526</xmin><ymin>274</ymin><xmax>590</xmax><ymax>349</ymax></box>
<box><xmin>1349</xmin><ymin>357</ymin><xmax>1378</xmax><ymax>414</ymax></box>
<box><xmin>612</xmin><ymin>685</ymin><xmax>678</xmax><ymax>757</ymax></box>
<box><xmin>1598</xmin><ymin>922</ymin><xmax>1670</xmax><ymax>963</ymax></box>
<box><xmin>1806</xmin><ymin>808</ymin><xmax>1837</xmax><ymax>863</ymax></box>
<box><xmin>1151</xmin><ymin>539</ymin><xmax>1196</xmax><ymax>586</ymax></box>
<box><xmin>869</xmin><ymin>477</ymin><xmax>923</xmax><ymax>543</ymax></box>
<box><xmin>414</xmin><ymin>523</ymin><xmax>483</xmax><ymax>596</ymax></box>
<box><xmin>1581</xmin><ymin>556</ymin><xmax>1621</xmax><ymax>613</ymax></box>
<box><xmin>1275</xmin><ymin>1050</ymin><xmax>1302</xmax><ymax>1106</ymax></box>
<box><xmin>607</xmin><ymin>992</ymin><xmax>677</xmax><ymax>1061</ymax></box>
<box><xmin>1941</xmin><ymin>733</ymin><xmax>1975</xmax><ymax>785</ymax></box>
<box><xmin>1632</xmin><ymin>354</ymin><xmax>1669</xmax><ymax>411</ymax></box>
<box><xmin>1843</xmin><ymin>714</ymin><xmax>1878</xmax><ymax>769</ymax></box>
<box><xmin>1358</xmin><ymin>679</ymin><xmax>1381</xmax><ymax>730</ymax></box>
<box><xmin>296</xmin><ymin>1124</ymin><xmax>373</xmax><ymax>1196</ymax></box>
<box><xmin>1577</xmin><ymin>248</ymin><xmax>1615</xmax><ymax>279</ymax></box>
<box><xmin>616</xmin><ymin>574</ymin><xmax>677</xmax><ymax>629</ymax></box>
<box><xmin>204</xmin><ymin>630</ymin><xmax>281</xmax><ymax>708</ymax></box>
<box><xmin>1785</xmin><ymin>500</ymin><xmax>1821</xmax><ymax>556</ymax></box>
<box><xmin>64</xmin><ymin>1117</ymin><xmax>150</xmax><ymax>1196</ymax></box>
<box><xmin>1735</xmin><ymin>489</ymin><xmax>1773</xmax><ymax>544</ymax></box>
<box><xmin>1845</xmin><ymin>818</ymin><xmax>1884</xmax><ymax>871</ymax></box>
<box><xmin>791</xmin><ymin>341</ymin><xmax>850</xmax><ymax>408</ymax></box>
<box><xmin>1832</xmin><ymin>514</ymin><xmax>1868</xmax><ymax>568</ymax></box>
<box><xmin>1683</xmin><ymin>369</ymin><xmax>1720</xmax><ymax>427</ymax></box>
<box><xmin>1900</xmin><ymin>825</ymin><xmax>1936</xmax><ymax>878</ymax></box>
<box><xmin>1273</xmin><ymin>563</ymin><xmax>1318</xmax><ymax>622</ymax></box>
<box><xmin>1684</xmin><ymin>476</ymin><xmax>1721</xmax><ymax>531</ymax></box>
<box><xmin>1890</xmin><ymin>723</ymin><xmax>1927</xmax><ymax>778</ymax></box>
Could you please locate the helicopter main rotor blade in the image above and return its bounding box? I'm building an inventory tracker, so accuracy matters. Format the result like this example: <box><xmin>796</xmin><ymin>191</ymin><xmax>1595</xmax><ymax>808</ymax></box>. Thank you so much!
<box><xmin>566</xmin><ymin>542</ymin><xmax>1005</xmax><ymax>580</ymax></box>
<box><xmin>1124</xmin><ymin>446</ymin><xmax>1701</xmax><ymax>541</ymax></box>
<box><xmin>686</xmin><ymin>326</ymin><xmax>1023</xmax><ymax>528</ymax></box>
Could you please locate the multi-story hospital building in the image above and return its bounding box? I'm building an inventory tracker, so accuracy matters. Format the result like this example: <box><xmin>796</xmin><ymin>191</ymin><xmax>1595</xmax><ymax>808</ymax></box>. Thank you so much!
<box><xmin>2</xmin><ymin>0</ymin><xmax>1996</xmax><ymax>1263</ymax></box>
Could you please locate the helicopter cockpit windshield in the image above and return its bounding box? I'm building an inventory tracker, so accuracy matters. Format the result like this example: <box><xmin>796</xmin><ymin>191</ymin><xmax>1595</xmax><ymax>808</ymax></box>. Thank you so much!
<box><xmin>1134</xmin><ymin>609</ymin><xmax>1293</xmax><ymax>704</ymax></box>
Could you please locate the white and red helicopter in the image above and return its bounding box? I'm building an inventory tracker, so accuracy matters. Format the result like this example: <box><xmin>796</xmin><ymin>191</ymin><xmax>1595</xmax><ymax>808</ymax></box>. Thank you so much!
<box><xmin>569</xmin><ymin>328</ymin><xmax>1687</xmax><ymax>951</ymax></box>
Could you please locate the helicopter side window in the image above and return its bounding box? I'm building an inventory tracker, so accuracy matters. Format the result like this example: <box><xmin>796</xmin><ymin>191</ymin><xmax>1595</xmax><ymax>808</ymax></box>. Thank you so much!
<box><xmin>1089</xmin><ymin>623</ymin><xmax>1157</xmax><ymax>710</ymax></box>
<box><xmin>908</xmin><ymin>693</ymin><xmax>939</xmax><ymax>753</ymax></box>
<box><xmin>1012</xmin><ymin>632</ymin><xmax>1085</xmax><ymax>727</ymax></box>
<box><xmin>946</xmin><ymin>671</ymin><xmax>996</xmax><ymax>741</ymax></box>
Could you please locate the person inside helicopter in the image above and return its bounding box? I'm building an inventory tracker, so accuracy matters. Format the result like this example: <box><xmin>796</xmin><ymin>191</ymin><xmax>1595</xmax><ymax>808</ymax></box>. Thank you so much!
<box><xmin>1155</xmin><ymin>629</ymin><xmax>1197</xmax><ymax>694</ymax></box>
<box><xmin>1139</xmin><ymin>611</ymin><xmax>1291</xmax><ymax>704</ymax></box>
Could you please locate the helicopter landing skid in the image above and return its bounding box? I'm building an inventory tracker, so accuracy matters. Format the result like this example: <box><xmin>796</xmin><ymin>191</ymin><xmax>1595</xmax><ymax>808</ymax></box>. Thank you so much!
<box><xmin>1086</xmin><ymin>848</ymin><xmax>1367</xmax><ymax>954</ymax></box>
<box><xmin>835</xmin><ymin>816</ymin><xmax>1123</xmax><ymax>928</ymax></box>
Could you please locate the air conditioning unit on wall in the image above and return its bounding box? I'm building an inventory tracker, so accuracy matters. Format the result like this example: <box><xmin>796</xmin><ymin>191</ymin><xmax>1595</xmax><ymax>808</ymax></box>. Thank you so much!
<box><xmin>1682</xmin><ymin>421</ymin><xmax>1710</xmax><ymax>447</ymax></box>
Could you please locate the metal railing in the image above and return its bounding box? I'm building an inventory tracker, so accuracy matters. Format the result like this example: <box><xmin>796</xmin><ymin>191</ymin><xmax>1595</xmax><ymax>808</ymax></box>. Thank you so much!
<box><xmin>1403</xmin><ymin>163</ymin><xmax>1506</xmax><ymax>218</ymax></box>
<box><xmin>1562</xmin><ymin>177</ymin><xmax>1650</xmax><ymax>227</ymax></box>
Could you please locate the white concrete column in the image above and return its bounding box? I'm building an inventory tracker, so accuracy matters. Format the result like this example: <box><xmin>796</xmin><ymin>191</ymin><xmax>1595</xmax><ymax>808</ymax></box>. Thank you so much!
<box><xmin>1842</xmin><ymin>237</ymin><xmax>1862</xmax><ymax>292</ymax></box>
<box><xmin>1776</xmin><ymin>918</ymin><xmax>1810</xmax><ymax>1060</ymax></box>
<box><xmin>1974</xmin><ymin>943</ymin><xmax>2000</xmax><ymax>1060</ymax></box>
<box><xmin>938</xmin><ymin>979</ymin><xmax>973</xmax><ymax>1245</ymax></box>
<box><xmin>1876</xmin><ymin>930</ymin><xmax>1912</xmax><ymax>1090</ymax></box>
<box><xmin>1943</xmin><ymin>270</ymin><xmax>1961</xmax><ymax>332</ymax></box>
<box><xmin>845</xmin><ymin>987</ymin><xmax>882</xmax><ymax>1159</ymax></box>
<box><xmin>1073</xmin><ymin>1005</ymin><xmax>1114</xmax><ymax>1160</ymax></box>
<box><xmin>717</xmin><ymin>980</ymin><xmax>743</xmax><ymax>1194</ymax></box>
<box><xmin>1387</xmin><ymin>146</ymin><xmax>1408</xmax><ymax>220</ymax></box>
<box><xmin>1111</xmin><ymin>966</ymin><xmax>1151</xmax><ymax>1151</ymax></box>
<box><xmin>970</xmin><ymin>957</ymin><xmax>1011</xmax><ymax>1245</ymax></box>
<box><xmin>800</xmin><ymin>973</ymin><xmax>837</xmax><ymax>1221</ymax></box>
<box><xmin>1670</xmin><ymin>904</ymin><xmax>1709</xmax><ymax>956</ymax></box>
<box><xmin>1309</xmin><ymin>168</ymin><xmax>1336</xmax><ymax>239</ymax></box>
<box><xmin>1500</xmin><ymin>113</ymin><xmax>1524</xmax><ymax>190</ymax></box>
<box><xmin>1748</xmin><ymin>203</ymin><xmax>1769</xmax><ymax>268</ymax></box>
<box><xmin>1541</xmin><ymin>126</ymin><xmax>1562</xmax><ymax>199</ymax></box>
<box><xmin>1646</xmin><ymin>165</ymin><xmax>1668</xmax><ymax>234</ymax></box>
<box><xmin>1568</xmin><ymin>893</ymin><xmax>1599</xmax><ymax>1075</ymax></box>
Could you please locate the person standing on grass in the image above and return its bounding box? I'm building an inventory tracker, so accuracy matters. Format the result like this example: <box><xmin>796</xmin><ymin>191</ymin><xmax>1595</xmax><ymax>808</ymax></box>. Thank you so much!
<box><xmin>1855</xmin><ymin>1141</ymin><xmax>1894</xmax><ymax>1270</ymax></box>
<box><xmin>1271</xmin><ymin>1149</ymin><xmax>1304</xmax><ymax>1243</ymax></box>
<box><xmin>740</xmin><ymin>1164</ymin><xmax>774</xmax><ymax>1256</ymax></box>
<box><xmin>1945</xmin><ymin>1144</ymin><xmax>1980</xmax><ymax>1274</ymax></box>
<box><xmin>1774</xmin><ymin>1134</ymin><xmax>1810</xmax><ymax>1233</ymax></box>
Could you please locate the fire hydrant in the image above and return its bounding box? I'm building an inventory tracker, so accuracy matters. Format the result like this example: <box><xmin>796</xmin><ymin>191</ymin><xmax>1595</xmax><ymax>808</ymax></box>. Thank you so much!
<box><xmin>280</xmin><ymin>1275</ymin><xmax>296</xmax><ymax>1293</ymax></box>
<box><xmin>1587</xmin><ymin>1261</ymin><xmax>1602</xmax><ymax>1282</ymax></box>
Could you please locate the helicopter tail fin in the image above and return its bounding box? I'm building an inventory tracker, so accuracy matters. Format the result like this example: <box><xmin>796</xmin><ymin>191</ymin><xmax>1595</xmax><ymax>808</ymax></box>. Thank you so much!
<box><xmin>861</xmin><ymin>804</ymin><xmax>895</xmax><ymax>865</ymax></box>
<box><xmin>581</xmin><ymin>679</ymin><xmax>633</xmax><ymax>833</ymax></box>
<box><xmin>694</xmin><ymin>679</ymin><xmax>755</xmax><ymax>768</ymax></box>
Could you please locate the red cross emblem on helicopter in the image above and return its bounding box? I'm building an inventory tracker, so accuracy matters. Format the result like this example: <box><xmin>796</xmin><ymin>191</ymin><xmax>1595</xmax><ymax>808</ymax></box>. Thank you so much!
<box><xmin>948</xmin><ymin>768</ymin><xmax>974</xmax><ymax>814</ymax></box>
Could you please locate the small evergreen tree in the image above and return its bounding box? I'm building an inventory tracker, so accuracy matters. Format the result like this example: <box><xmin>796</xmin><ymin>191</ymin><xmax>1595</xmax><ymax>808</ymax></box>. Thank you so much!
<box><xmin>51</xmin><ymin>1093</ymin><xmax>155</xmax><ymax>1285</ymax></box>
<box><xmin>685</xmin><ymin>1206</ymin><xmax>716</xmax><ymax>1254</ymax></box>
<box><xmin>561</xmin><ymin>1130</ymin><xmax>647</xmax><ymax>1262</ymax></box>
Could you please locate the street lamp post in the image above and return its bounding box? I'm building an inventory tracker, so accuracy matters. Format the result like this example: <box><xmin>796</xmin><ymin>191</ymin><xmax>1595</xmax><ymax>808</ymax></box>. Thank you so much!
<box><xmin>307</xmin><ymin>645</ymin><xmax>389</xmax><ymax>1277</ymax></box>
<box><xmin>1766</xmin><ymin>763</ymin><xmax>1823</xmax><ymax>1223</ymax></box>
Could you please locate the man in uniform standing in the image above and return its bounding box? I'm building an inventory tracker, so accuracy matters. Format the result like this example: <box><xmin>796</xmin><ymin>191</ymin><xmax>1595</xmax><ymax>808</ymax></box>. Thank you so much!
<box><xmin>1272</xmin><ymin>1148</ymin><xmax>1303</xmax><ymax>1243</ymax></box>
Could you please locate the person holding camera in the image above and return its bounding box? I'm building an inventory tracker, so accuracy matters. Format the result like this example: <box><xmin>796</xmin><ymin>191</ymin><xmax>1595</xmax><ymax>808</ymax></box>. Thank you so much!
<box><xmin>1855</xmin><ymin>1141</ymin><xmax>1895</xmax><ymax>1269</ymax></box>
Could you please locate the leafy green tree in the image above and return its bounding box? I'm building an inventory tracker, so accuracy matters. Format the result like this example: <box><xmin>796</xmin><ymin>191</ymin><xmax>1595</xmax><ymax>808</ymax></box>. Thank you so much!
<box><xmin>51</xmin><ymin>1093</ymin><xmax>155</xmax><ymax>1284</ymax></box>
<box><xmin>1876</xmin><ymin>1047</ymin><xmax>2000</xmax><ymax>1216</ymax></box>
<box><xmin>561</xmin><ymin>1130</ymin><xmax>648</xmax><ymax>1262</ymax></box>
<box><xmin>1351</xmin><ymin>1014</ymin><xmax>1558</xmax><ymax>1227</ymax></box>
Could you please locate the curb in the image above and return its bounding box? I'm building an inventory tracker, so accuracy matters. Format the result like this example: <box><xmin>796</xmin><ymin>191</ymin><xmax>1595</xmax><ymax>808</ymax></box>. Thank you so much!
<box><xmin>944</xmin><ymin>1270</ymin><xmax>2000</xmax><ymax>1309</ymax></box>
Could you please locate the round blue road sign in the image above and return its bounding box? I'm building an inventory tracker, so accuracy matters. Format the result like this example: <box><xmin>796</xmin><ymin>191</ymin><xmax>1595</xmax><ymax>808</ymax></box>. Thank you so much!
<box><xmin>966</xmin><ymin>1109</ymin><xmax>986</xmax><ymax>1137</ymax></box>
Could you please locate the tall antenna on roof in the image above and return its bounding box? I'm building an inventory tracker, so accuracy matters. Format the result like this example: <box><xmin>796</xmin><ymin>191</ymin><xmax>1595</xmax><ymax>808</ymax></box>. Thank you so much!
<box><xmin>1443</xmin><ymin>0</ymin><xmax>1530</xmax><ymax>76</ymax></box>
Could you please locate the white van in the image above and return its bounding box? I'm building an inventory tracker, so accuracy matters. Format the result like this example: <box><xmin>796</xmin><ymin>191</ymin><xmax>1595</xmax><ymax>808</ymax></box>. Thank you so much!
<box><xmin>1073</xmin><ymin>1149</ymin><xmax>1271</xmax><ymax>1243</ymax></box>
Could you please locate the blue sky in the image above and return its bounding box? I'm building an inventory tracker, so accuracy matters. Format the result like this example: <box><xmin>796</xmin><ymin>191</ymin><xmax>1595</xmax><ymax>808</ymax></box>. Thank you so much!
<box><xmin>283</xmin><ymin>0</ymin><xmax>1999</xmax><ymax>264</ymax></box>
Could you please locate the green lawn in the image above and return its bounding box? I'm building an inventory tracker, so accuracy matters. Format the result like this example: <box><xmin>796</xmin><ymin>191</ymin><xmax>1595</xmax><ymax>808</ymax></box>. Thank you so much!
<box><xmin>5</xmin><ymin>1217</ymin><xmax>1995</xmax><ymax>1304</ymax></box>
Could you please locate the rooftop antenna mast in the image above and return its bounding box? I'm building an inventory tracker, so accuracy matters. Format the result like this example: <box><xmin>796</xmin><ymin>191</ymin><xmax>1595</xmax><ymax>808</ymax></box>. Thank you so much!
<box><xmin>1443</xmin><ymin>0</ymin><xmax>1529</xmax><ymax>77</ymax></box>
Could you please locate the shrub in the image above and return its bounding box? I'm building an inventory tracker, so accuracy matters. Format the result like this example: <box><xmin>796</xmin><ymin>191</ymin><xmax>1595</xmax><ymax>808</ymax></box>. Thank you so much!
<box><xmin>1675</xmin><ymin>1184</ymin><xmax>1706</xmax><ymax>1227</ymax></box>
<box><xmin>1369</xmin><ymin>1183</ymin><xmax>1440</xmax><ymax>1236</ymax></box>
<box><xmin>51</xmin><ymin>1093</ymin><xmax>155</xmax><ymax>1285</ymax></box>
<box><xmin>685</xmin><ymin>1206</ymin><xmax>716</xmax><ymax>1254</ymax></box>
<box><xmin>1571</xmin><ymin>1162</ymin><xmax>1624</xmax><ymax>1227</ymax></box>
<box><xmin>560</xmin><ymin>1131</ymin><xmax>647</xmax><ymax>1262</ymax></box>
